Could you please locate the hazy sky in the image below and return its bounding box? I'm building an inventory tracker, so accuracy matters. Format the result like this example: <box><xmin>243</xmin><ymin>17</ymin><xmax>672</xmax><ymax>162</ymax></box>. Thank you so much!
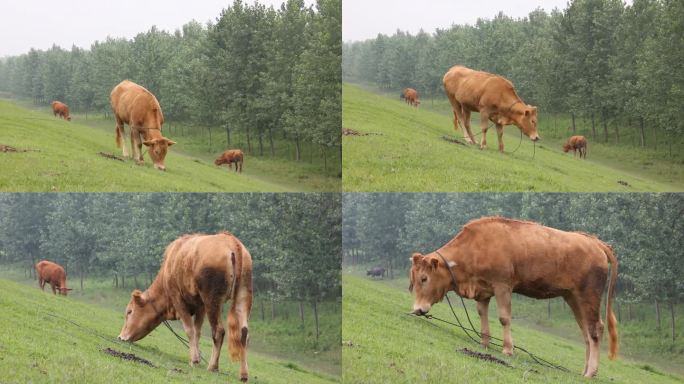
<box><xmin>0</xmin><ymin>0</ymin><xmax>315</xmax><ymax>57</ymax></box>
<box><xmin>343</xmin><ymin>0</ymin><xmax>627</xmax><ymax>42</ymax></box>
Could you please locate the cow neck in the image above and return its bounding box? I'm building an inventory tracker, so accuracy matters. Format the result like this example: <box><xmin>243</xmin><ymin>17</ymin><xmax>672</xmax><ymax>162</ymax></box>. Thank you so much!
<box><xmin>145</xmin><ymin>279</ymin><xmax>173</xmax><ymax>321</ymax></box>
<box><xmin>506</xmin><ymin>99</ymin><xmax>523</xmax><ymax>114</ymax></box>
<box><xmin>434</xmin><ymin>249</ymin><xmax>459</xmax><ymax>291</ymax></box>
<box><xmin>140</xmin><ymin>127</ymin><xmax>163</xmax><ymax>141</ymax></box>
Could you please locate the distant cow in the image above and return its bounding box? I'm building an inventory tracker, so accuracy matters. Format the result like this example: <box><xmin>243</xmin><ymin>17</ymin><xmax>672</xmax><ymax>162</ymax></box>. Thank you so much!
<box><xmin>563</xmin><ymin>135</ymin><xmax>588</xmax><ymax>159</ymax></box>
<box><xmin>110</xmin><ymin>80</ymin><xmax>176</xmax><ymax>171</ymax></box>
<box><xmin>403</xmin><ymin>88</ymin><xmax>419</xmax><ymax>107</ymax></box>
<box><xmin>215</xmin><ymin>149</ymin><xmax>244</xmax><ymax>173</ymax></box>
<box><xmin>409</xmin><ymin>217</ymin><xmax>618</xmax><ymax>378</ymax></box>
<box><xmin>366</xmin><ymin>267</ymin><xmax>386</xmax><ymax>279</ymax></box>
<box><xmin>118</xmin><ymin>232</ymin><xmax>253</xmax><ymax>382</ymax></box>
<box><xmin>51</xmin><ymin>101</ymin><xmax>71</xmax><ymax>121</ymax></box>
<box><xmin>35</xmin><ymin>260</ymin><xmax>72</xmax><ymax>295</ymax></box>
<box><xmin>443</xmin><ymin>66</ymin><xmax>539</xmax><ymax>151</ymax></box>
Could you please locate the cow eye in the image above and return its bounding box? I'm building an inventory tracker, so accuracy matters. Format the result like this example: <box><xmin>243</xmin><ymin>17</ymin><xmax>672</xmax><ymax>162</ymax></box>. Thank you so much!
<box><xmin>127</xmin><ymin>309</ymin><xmax>132</xmax><ymax>315</ymax></box>
<box><xmin>421</xmin><ymin>276</ymin><xmax>428</xmax><ymax>283</ymax></box>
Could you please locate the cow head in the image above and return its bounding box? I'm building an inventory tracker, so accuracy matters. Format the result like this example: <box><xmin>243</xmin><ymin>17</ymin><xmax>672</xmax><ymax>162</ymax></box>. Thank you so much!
<box><xmin>563</xmin><ymin>143</ymin><xmax>572</xmax><ymax>153</ymax></box>
<box><xmin>512</xmin><ymin>105</ymin><xmax>539</xmax><ymax>142</ymax></box>
<box><xmin>56</xmin><ymin>286</ymin><xmax>73</xmax><ymax>296</ymax></box>
<box><xmin>66</xmin><ymin>116</ymin><xmax>72</xmax><ymax>121</ymax></box>
<box><xmin>143</xmin><ymin>137</ymin><xmax>175</xmax><ymax>171</ymax></box>
<box><xmin>118</xmin><ymin>290</ymin><xmax>163</xmax><ymax>342</ymax></box>
<box><xmin>408</xmin><ymin>253</ymin><xmax>455</xmax><ymax>316</ymax></box>
<box><xmin>214</xmin><ymin>156</ymin><xmax>227</xmax><ymax>166</ymax></box>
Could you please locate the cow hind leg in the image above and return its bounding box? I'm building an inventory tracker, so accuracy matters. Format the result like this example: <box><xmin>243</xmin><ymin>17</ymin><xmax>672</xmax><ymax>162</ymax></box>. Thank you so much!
<box><xmin>565</xmin><ymin>294</ymin><xmax>590</xmax><ymax>376</ymax></box>
<box><xmin>206</xmin><ymin>304</ymin><xmax>226</xmax><ymax>372</ymax></box>
<box><xmin>493</xmin><ymin>286</ymin><xmax>514</xmax><ymax>355</ymax></box>
<box><xmin>191</xmin><ymin>307</ymin><xmax>205</xmax><ymax>365</ymax></box>
<box><xmin>115</xmin><ymin>118</ymin><xmax>129</xmax><ymax>158</ymax></box>
<box><xmin>476</xmin><ymin>298</ymin><xmax>491</xmax><ymax>348</ymax></box>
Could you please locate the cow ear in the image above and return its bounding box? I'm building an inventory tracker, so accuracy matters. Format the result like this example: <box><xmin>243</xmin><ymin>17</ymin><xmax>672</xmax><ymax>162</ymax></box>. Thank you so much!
<box><xmin>524</xmin><ymin>109</ymin><xmax>531</xmax><ymax>117</ymax></box>
<box><xmin>132</xmin><ymin>290</ymin><xmax>146</xmax><ymax>306</ymax></box>
<box><xmin>166</xmin><ymin>139</ymin><xmax>176</xmax><ymax>147</ymax></box>
<box><xmin>411</xmin><ymin>253</ymin><xmax>424</xmax><ymax>264</ymax></box>
<box><xmin>429</xmin><ymin>258</ymin><xmax>439</xmax><ymax>269</ymax></box>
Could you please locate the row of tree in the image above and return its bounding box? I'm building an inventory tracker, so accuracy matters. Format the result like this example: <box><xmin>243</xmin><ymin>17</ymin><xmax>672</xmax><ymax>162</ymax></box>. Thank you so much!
<box><xmin>343</xmin><ymin>193</ymin><xmax>683</xmax><ymax>341</ymax></box>
<box><xmin>0</xmin><ymin>0</ymin><xmax>341</xmax><ymax>161</ymax></box>
<box><xmin>0</xmin><ymin>193</ymin><xmax>341</xmax><ymax>339</ymax></box>
<box><xmin>343</xmin><ymin>0</ymin><xmax>683</xmax><ymax>150</ymax></box>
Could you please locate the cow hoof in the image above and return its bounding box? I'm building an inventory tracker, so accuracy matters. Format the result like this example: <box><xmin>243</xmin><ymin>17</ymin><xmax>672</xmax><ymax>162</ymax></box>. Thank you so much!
<box><xmin>503</xmin><ymin>348</ymin><xmax>513</xmax><ymax>356</ymax></box>
<box><xmin>190</xmin><ymin>359</ymin><xmax>200</xmax><ymax>367</ymax></box>
<box><xmin>207</xmin><ymin>364</ymin><xmax>218</xmax><ymax>372</ymax></box>
<box><xmin>240</xmin><ymin>375</ymin><xmax>249</xmax><ymax>382</ymax></box>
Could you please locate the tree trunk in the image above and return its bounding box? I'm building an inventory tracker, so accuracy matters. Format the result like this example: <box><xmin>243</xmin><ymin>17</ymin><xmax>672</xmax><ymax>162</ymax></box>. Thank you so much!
<box><xmin>656</xmin><ymin>299</ymin><xmax>661</xmax><ymax>330</ymax></box>
<box><xmin>617</xmin><ymin>301</ymin><xmax>621</xmax><ymax>322</ymax></box>
<box><xmin>591</xmin><ymin>111</ymin><xmax>596</xmax><ymax>140</ymax></box>
<box><xmin>614</xmin><ymin>118</ymin><xmax>619</xmax><ymax>143</ymax></box>
<box><xmin>322</xmin><ymin>146</ymin><xmax>327</xmax><ymax>171</ymax></box>
<box><xmin>313</xmin><ymin>301</ymin><xmax>320</xmax><ymax>341</ymax></box>
<box><xmin>208</xmin><ymin>126</ymin><xmax>212</xmax><ymax>151</ymax></box>
<box><xmin>258</xmin><ymin>133</ymin><xmax>264</xmax><ymax>156</ymax></box>
<box><xmin>639</xmin><ymin>117</ymin><xmax>645</xmax><ymax>147</ymax></box>
<box><xmin>134</xmin><ymin>275</ymin><xmax>139</xmax><ymax>290</ymax></box>
<box><xmin>246</xmin><ymin>126</ymin><xmax>252</xmax><ymax>153</ymax></box>
<box><xmin>268</xmin><ymin>126</ymin><xmax>275</xmax><ymax>157</ymax></box>
<box><xmin>571</xmin><ymin>112</ymin><xmax>576</xmax><ymax>134</ymax></box>
<box><xmin>260</xmin><ymin>300</ymin><xmax>265</xmax><ymax>321</ymax></box>
<box><xmin>226</xmin><ymin>124</ymin><xmax>231</xmax><ymax>146</ymax></box>
<box><xmin>295</xmin><ymin>134</ymin><xmax>301</xmax><ymax>161</ymax></box>
<box><xmin>80</xmin><ymin>267</ymin><xmax>84</xmax><ymax>290</ymax></box>
<box><xmin>653</xmin><ymin>125</ymin><xmax>658</xmax><ymax>150</ymax></box>
<box><xmin>602</xmin><ymin>111</ymin><xmax>608</xmax><ymax>142</ymax></box>
<box><xmin>271</xmin><ymin>300</ymin><xmax>276</xmax><ymax>320</ymax></box>
<box><xmin>299</xmin><ymin>301</ymin><xmax>305</xmax><ymax>326</ymax></box>
<box><xmin>670</xmin><ymin>301</ymin><xmax>676</xmax><ymax>343</ymax></box>
<box><xmin>628</xmin><ymin>303</ymin><xmax>633</xmax><ymax>321</ymax></box>
<box><xmin>122</xmin><ymin>274</ymin><xmax>125</xmax><ymax>288</ymax></box>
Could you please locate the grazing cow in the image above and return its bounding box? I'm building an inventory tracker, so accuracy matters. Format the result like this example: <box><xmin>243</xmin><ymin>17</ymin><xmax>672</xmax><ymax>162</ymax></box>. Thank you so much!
<box><xmin>443</xmin><ymin>65</ymin><xmax>539</xmax><ymax>151</ymax></box>
<box><xmin>35</xmin><ymin>260</ymin><xmax>72</xmax><ymax>295</ymax></box>
<box><xmin>118</xmin><ymin>232</ymin><xmax>253</xmax><ymax>382</ymax></box>
<box><xmin>110</xmin><ymin>80</ymin><xmax>176</xmax><ymax>171</ymax></box>
<box><xmin>366</xmin><ymin>267</ymin><xmax>386</xmax><ymax>279</ymax></box>
<box><xmin>51</xmin><ymin>101</ymin><xmax>71</xmax><ymax>121</ymax></box>
<box><xmin>214</xmin><ymin>149</ymin><xmax>244</xmax><ymax>173</ymax></box>
<box><xmin>563</xmin><ymin>135</ymin><xmax>588</xmax><ymax>159</ymax></box>
<box><xmin>403</xmin><ymin>88</ymin><xmax>420</xmax><ymax>107</ymax></box>
<box><xmin>409</xmin><ymin>217</ymin><xmax>618</xmax><ymax>378</ymax></box>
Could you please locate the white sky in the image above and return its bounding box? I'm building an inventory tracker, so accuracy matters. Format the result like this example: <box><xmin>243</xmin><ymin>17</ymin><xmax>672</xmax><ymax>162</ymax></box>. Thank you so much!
<box><xmin>343</xmin><ymin>0</ymin><xmax>632</xmax><ymax>42</ymax></box>
<box><xmin>0</xmin><ymin>0</ymin><xmax>316</xmax><ymax>57</ymax></box>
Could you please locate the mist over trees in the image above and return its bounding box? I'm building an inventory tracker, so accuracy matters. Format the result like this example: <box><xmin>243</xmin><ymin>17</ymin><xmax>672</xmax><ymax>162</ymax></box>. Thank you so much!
<box><xmin>0</xmin><ymin>193</ymin><xmax>341</xmax><ymax>339</ymax></box>
<box><xmin>0</xmin><ymin>0</ymin><xmax>341</xmax><ymax>162</ymax></box>
<box><xmin>342</xmin><ymin>0</ymin><xmax>684</xmax><ymax>152</ymax></box>
<box><xmin>343</xmin><ymin>193</ymin><xmax>683</xmax><ymax>341</ymax></box>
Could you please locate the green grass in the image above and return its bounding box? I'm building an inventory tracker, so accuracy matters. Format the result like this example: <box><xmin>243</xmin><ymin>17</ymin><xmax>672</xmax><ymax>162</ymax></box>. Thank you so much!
<box><xmin>0</xmin><ymin>277</ymin><xmax>339</xmax><ymax>383</ymax></box>
<box><xmin>342</xmin><ymin>83</ymin><xmax>684</xmax><ymax>192</ymax></box>
<box><xmin>342</xmin><ymin>273</ymin><xmax>684</xmax><ymax>383</ymax></box>
<box><xmin>0</xmin><ymin>266</ymin><xmax>341</xmax><ymax>378</ymax></box>
<box><xmin>0</xmin><ymin>99</ymin><xmax>340</xmax><ymax>192</ymax></box>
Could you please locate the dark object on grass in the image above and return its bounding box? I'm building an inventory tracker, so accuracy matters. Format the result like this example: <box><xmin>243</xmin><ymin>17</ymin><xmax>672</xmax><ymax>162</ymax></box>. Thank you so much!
<box><xmin>458</xmin><ymin>347</ymin><xmax>512</xmax><ymax>368</ymax></box>
<box><xmin>100</xmin><ymin>347</ymin><xmax>156</xmax><ymax>367</ymax></box>
<box><xmin>617</xmin><ymin>180</ymin><xmax>631</xmax><ymax>187</ymax></box>
<box><xmin>366</xmin><ymin>267</ymin><xmax>386</xmax><ymax>278</ymax></box>
<box><xmin>342</xmin><ymin>127</ymin><xmax>383</xmax><ymax>136</ymax></box>
<box><xmin>441</xmin><ymin>136</ymin><xmax>466</xmax><ymax>145</ymax></box>
<box><xmin>98</xmin><ymin>152</ymin><xmax>125</xmax><ymax>161</ymax></box>
<box><xmin>1</xmin><ymin>144</ymin><xmax>40</xmax><ymax>153</ymax></box>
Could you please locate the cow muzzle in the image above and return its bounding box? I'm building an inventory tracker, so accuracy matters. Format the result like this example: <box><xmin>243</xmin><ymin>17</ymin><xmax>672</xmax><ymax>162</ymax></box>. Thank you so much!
<box><xmin>153</xmin><ymin>164</ymin><xmax>166</xmax><ymax>171</ymax></box>
<box><xmin>530</xmin><ymin>134</ymin><xmax>540</xmax><ymax>142</ymax></box>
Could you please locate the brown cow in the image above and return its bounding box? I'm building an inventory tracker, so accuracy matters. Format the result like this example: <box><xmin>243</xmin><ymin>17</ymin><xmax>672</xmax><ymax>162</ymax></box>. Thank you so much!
<box><xmin>110</xmin><ymin>80</ymin><xmax>176</xmax><ymax>171</ymax></box>
<box><xmin>51</xmin><ymin>101</ymin><xmax>71</xmax><ymax>121</ymax></box>
<box><xmin>409</xmin><ymin>217</ymin><xmax>618</xmax><ymax>378</ymax></box>
<box><xmin>443</xmin><ymin>66</ymin><xmax>539</xmax><ymax>151</ymax></box>
<box><xmin>215</xmin><ymin>149</ymin><xmax>244</xmax><ymax>173</ymax></box>
<box><xmin>35</xmin><ymin>260</ymin><xmax>73</xmax><ymax>295</ymax></box>
<box><xmin>403</xmin><ymin>88</ymin><xmax>420</xmax><ymax>107</ymax></box>
<box><xmin>563</xmin><ymin>135</ymin><xmax>588</xmax><ymax>159</ymax></box>
<box><xmin>118</xmin><ymin>232</ymin><xmax>253</xmax><ymax>382</ymax></box>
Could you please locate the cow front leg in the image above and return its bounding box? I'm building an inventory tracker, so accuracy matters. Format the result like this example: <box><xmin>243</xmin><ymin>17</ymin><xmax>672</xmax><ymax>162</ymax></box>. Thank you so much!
<box><xmin>477</xmin><ymin>298</ymin><xmax>491</xmax><ymax>348</ymax></box>
<box><xmin>495</xmin><ymin>124</ymin><xmax>504</xmax><ymax>153</ymax></box>
<box><xmin>479</xmin><ymin>112</ymin><xmax>489</xmax><ymax>150</ymax></box>
<box><xmin>494</xmin><ymin>287</ymin><xmax>513</xmax><ymax>355</ymax></box>
<box><xmin>50</xmin><ymin>282</ymin><xmax>57</xmax><ymax>295</ymax></box>
<box><xmin>39</xmin><ymin>278</ymin><xmax>45</xmax><ymax>290</ymax></box>
<box><xmin>177</xmin><ymin>311</ymin><xmax>200</xmax><ymax>367</ymax></box>
<box><xmin>115</xmin><ymin>120</ymin><xmax>129</xmax><ymax>159</ymax></box>
<box><xmin>206</xmin><ymin>305</ymin><xmax>225</xmax><ymax>372</ymax></box>
<box><xmin>131</xmin><ymin>131</ymin><xmax>144</xmax><ymax>164</ymax></box>
<box><xmin>462</xmin><ymin>109</ymin><xmax>476</xmax><ymax>144</ymax></box>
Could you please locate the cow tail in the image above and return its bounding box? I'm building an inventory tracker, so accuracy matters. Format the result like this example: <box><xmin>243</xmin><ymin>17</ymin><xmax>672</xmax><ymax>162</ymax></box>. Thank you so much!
<box><xmin>601</xmin><ymin>241</ymin><xmax>619</xmax><ymax>360</ymax></box>
<box><xmin>227</xmin><ymin>241</ymin><xmax>244</xmax><ymax>362</ymax></box>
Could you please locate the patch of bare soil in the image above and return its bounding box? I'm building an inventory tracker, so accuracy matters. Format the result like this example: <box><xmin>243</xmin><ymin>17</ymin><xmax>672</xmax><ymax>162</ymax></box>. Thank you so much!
<box><xmin>457</xmin><ymin>347</ymin><xmax>512</xmax><ymax>367</ymax></box>
<box><xmin>100</xmin><ymin>347</ymin><xmax>156</xmax><ymax>367</ymax></box>
<box><xmin>97</xmin><ymin>152</ymin><xmax>125</xmax><ymax>161</ymax></box>
<box><xmin>441</xmin><ymin>136</ymin><xmax>467</xmax><ymax>145</ymax></box>
<box><xmin>0</xmin><ymin>144</ymin><xmax>40</xmax><ymax>152</ymax></box>
<box><xmin>342</xmin><ymin>127</ymin><xmax>382</xmax><ymax>136</ymax></box>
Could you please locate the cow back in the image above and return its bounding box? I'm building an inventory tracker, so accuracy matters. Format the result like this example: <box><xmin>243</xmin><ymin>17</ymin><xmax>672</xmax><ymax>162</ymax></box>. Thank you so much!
<box><xmin>110</xmin><ymin>80</ymin><xmax>164</xmax><ymax>130</ymax></box>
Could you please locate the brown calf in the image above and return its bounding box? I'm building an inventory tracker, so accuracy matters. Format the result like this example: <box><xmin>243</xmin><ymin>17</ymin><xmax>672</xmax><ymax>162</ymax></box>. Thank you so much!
<box><xmin>214</xmin><ymin>149</ymin><xmax>244</xmax><ymax>173</ymax></box>
<box><xmin>409</xmin><ymin>217</ymin><xmax>618</xmax><ymax>378</ymax></box>
<box><xmin>118</xmin><ymin>232</ymin><xmax>253</xmax><ymax>382</ymax></box>
<box><xmin>35</xmin><ymin>260</ymin><xmax>72</xmax><ymax>295</ymax></box>
<box><xmin>51</xmin><ymin>101</ymin><xmax>71</xmax><ymax>121</ymax></box>
<box><xmin>563</xmin><ymin>135</ymin><xmax>588</xmax><ymax>159</ymax></box>
<box><xmin>403</xmin><ymin>88</ymin><xmax>420</xmax><ymax>107</ymax></box>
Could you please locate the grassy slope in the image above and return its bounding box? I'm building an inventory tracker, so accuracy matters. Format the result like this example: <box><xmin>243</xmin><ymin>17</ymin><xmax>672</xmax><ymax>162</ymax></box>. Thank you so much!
<box><xmin>0</xmin><ymin>100</ymin><xmax>338</xmax><ymax>192</ymax></box>
<box><xmin>0</xmin><ymin>278</ymin><xmax>338</xmax><ymax>383</ymax></box>
<box><xmin>342</xmin><ymin>274</ymin><xmax>684</xmax><ymax>384</ymax></box>
<box><xmin>342</xmin><ymin>84</ymin><xmax>683</xmax><ymax>192</ymax></box>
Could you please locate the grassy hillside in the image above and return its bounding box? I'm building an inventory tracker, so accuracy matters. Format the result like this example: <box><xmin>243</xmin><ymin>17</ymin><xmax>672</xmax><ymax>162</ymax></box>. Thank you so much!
<box><xmin>342</xmin><ymin>273</ymin><xmax>684</xmax><ymax>384</ymax></box>
<box><xmin>342</xmin><ymin>84</ymin><xmax>683</xmax><ymax>192</ymax></box>
<box><xmin>0</xmin><ymin>277</ymin><xmax>338</xmax><ymax>383</ymax></box>
<box><xmin>0</xmin><ymin>100</ymin><xmax>339</xmax><ymax>192</ymax></box>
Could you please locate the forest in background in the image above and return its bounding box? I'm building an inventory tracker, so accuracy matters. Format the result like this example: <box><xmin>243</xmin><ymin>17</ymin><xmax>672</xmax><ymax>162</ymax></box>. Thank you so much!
<box><xmin>343</xmin><ymin>193</ymin><xmax>683</xmax><ymax>345</ymax></box>
<box><xmin>0</xmin><ymin>0</ymin><xmax>341</xmax><ymax>165</ymax></box>
<box><xmin>0</xmin><ymin>193</ymin><xmax>341</xmax><ymax>343</ymax></box>
<box><xmin>343</xmin><ymin>0</ymin><xmax>683</xmax><ymax>155</ymax></box>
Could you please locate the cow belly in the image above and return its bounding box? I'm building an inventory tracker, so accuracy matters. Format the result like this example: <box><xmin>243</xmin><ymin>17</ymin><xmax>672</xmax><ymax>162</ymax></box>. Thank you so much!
<box><xmin>513</xmin><ymin>279</ymin><xmax>566</xmax><ymax>299</ymax></box>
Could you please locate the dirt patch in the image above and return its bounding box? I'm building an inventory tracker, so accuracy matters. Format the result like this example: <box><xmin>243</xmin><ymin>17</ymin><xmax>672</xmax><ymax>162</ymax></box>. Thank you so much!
<box><xmin>98</xmin><ymin>152</ymin><xmax>125</xmax><ymax>161</ymax></box>
<box><xmin>100</xmin><ymin>347</ymin><xmax>156</xmax><ymax>367</ymax></box>
<box><xmin>388</xmin><ymin>361</ymin><xmax>405</xmax><ymax>375</ymax></box>
<box><xmin>441</xmin><ymin>136</ymin><xmax>467</xmax><ymax>145</ymax></box>
<box><xmin>342</xmin><ymin>127</ymin><xmax>382</xmax><ymax>136</ymax></box>
<box><xmin>457</xmin><ymin>348</ymin><xmax>512</xmax><ymax>368</ymax></box>
<box><xmin>617</xmin><ymin>180</ymin><xmax>631</xmax><ymax>187</ymax></box>
<box><xmin>342</xmin><ymin>340</ymin><xmax>358</xmax><ymax>347</ymax></box>
<box><xmin>1</xmin><ymin>144</ymin><xmax>40</xmax><ymax>153</ymax></box>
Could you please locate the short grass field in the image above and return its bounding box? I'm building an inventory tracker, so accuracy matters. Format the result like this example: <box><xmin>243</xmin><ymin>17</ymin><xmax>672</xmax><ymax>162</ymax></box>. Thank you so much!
<box><xmin>342</xmin><ymin>84</ymin><xmax>684</xmax><ymax>192</ymax></box>
<box><xmin>0</xmin><ymin>99</ymin><xmax>340</xmax><ymax>192</ymax></box>
<box><xmin>0</xmin><ymin>276</ymin><xmax>339</xmax><ymax>383</ymax></box>
<box><xmin>342</xmin><ymin>273</ymin><xmax>684</xmax><ymax>384</ymax></box>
